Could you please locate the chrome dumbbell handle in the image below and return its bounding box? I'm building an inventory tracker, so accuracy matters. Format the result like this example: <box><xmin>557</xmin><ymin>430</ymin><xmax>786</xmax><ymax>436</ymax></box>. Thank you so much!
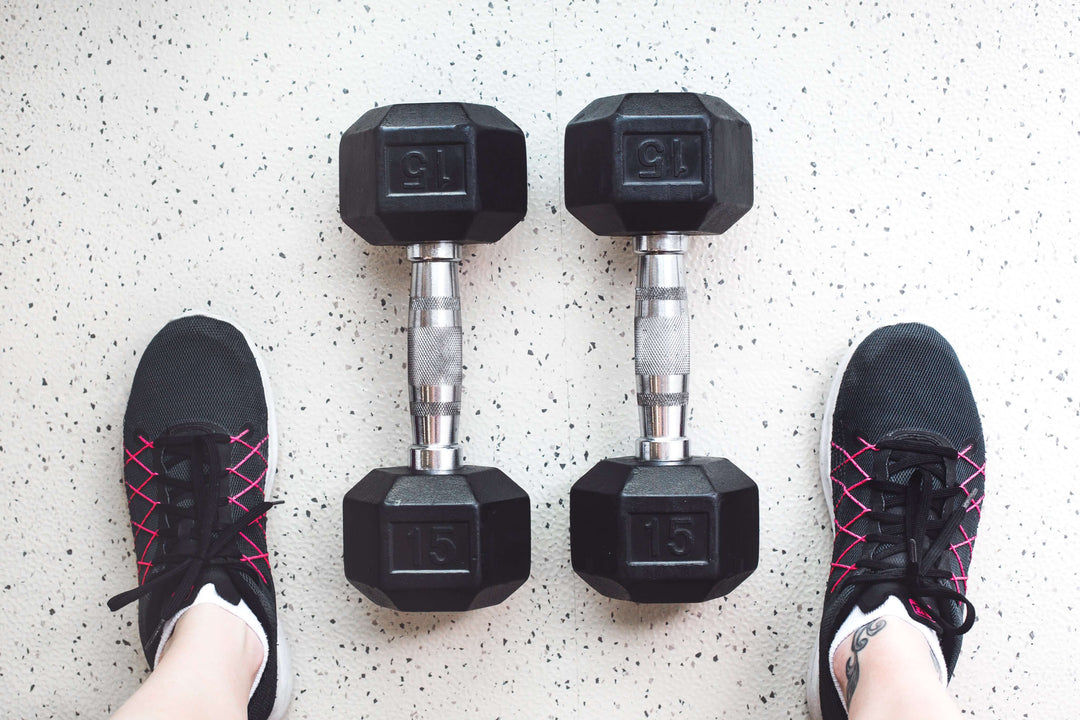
<box><xmin>634</xmin><ymin>233</ymin><xmax>691</xmax><ymax>463</ymax></box>
<box><xmin>407</xmin><ymin>242</ymin><xmax>463</xmax><ymax>473</ymax></box>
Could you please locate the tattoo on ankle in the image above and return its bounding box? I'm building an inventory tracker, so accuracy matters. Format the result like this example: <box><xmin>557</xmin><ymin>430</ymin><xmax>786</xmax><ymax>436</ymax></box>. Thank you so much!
<box><xmin>844</xmin><ymin>618</ymin><xmax>887</xmax><ymax>705</ymax></box>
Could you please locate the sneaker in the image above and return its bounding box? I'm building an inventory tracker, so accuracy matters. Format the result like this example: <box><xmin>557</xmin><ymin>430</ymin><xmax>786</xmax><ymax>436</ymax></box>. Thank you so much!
<box><xmin>808</xmin><ymin>322</ymin><xmax>986</xmax><ymax>719</ymax></box>
<box><xmin>108</xmin><ymin>315</ymin><xmax>291</xmax><ymax>720</ymax></box>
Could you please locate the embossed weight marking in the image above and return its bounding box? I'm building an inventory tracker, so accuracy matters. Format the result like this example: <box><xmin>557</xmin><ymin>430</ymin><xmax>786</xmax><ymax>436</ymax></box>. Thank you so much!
<box><xmin>390</xmin><ymin>522</ymin><xmax>470</xmax><ymax>572</ymax></box>
<box><xmin>566</xmin><ymin>92</ymin><xmax>760</xmax><ymax>604</ymax></box>
<box><xmin>387</xmin><ymin>143</ymin><xmax>466</xmax><ymax>194</ymax></box>
<box><xmin>340</xmin><ymin>103</ymin><xmax>531</xmax><ymax>612</ymax></box>
<box><xmin>624</xmin><ymin>134</ymin><xmax>703</xmax><ymax>183</ymax></box>
<box><xmin>628</xmin><ymin>513</ymin><xmax>709</xmax><ymax>564</ymax></box>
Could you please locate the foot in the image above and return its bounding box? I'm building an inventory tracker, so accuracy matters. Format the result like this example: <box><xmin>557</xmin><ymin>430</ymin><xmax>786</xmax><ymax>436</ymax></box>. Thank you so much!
<box><xmin>109</xmin><ymin>315</ymin><xmax>291</xmax><ymax>720</ymax></box>
<box><xmin>808</xmin><ymin>323</ymin><xmax>986</xmax><ymax>719</ymax></box>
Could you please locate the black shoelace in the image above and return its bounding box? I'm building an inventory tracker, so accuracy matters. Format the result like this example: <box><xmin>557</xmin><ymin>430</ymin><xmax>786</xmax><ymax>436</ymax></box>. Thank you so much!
<box><xmin>108</xmin><ymin>432</ymin><xmax>279</xmax><ymax>621</ymax></box>
<box><xmin>844</xmin><ymin>437</ymin><xmax>979</xmax><ymax>636</ymax></box>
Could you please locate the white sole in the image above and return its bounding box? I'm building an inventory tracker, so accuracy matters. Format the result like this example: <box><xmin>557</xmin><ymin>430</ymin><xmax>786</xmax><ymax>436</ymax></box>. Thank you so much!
<box><xmin>807</xmin><ymin>632</ymin><xmax>824</xmax><ymax>720</ymax></box>
<box><xmin>806</xmin><ymin>329</ymin><xmax>872</xmax><ymax>720</ymax></box>
<box><xmin>173</xmin><ymin>311</ymin><xmax>293</xmax><ymax>720</ymax></box>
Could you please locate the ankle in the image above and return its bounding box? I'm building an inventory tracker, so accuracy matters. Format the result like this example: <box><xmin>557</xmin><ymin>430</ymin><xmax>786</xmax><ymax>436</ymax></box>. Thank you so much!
<box><xmin>832</xmin><ymin>615</ymin><xmax>946</xmax><ymax>711</ymax></box>
<box><xmin>161</xmin><ymin>602</ymin><xmax>264</xmax><ymax>695</ymax></box>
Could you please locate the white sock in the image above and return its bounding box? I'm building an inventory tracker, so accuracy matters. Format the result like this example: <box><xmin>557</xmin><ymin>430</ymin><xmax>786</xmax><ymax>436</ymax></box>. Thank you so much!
<box><xmin>827</xmin><ymin>595</ymin><xmax>947</xmax><ymax>711</ymax></box>
<box><xmin>153</xmin><ymin>583</ymin><xmax>269</xmax><ymax>700</ymax></box>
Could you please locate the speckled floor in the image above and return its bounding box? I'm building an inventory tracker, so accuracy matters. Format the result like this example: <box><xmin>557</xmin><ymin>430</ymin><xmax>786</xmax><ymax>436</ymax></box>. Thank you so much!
<box><xmin>2</xmin><ymin>2</ymin><xmax>1078</xmax><ymax>718</ymax></box>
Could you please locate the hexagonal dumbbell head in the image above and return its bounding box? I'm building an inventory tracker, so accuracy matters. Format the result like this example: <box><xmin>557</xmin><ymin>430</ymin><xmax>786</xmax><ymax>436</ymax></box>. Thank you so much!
<box><xmin>340</xmin><ymin>102</ymin><xmax>528</xmax><ymax>246</ymax></box>
<box><xmin>564</xmin><ymin>92</ymin><xmax>753</xmax><ymax>236</ymax></box>
<box><xmin>343</xmin><ymin>466</ymin><xmax>530</xmax><ymax>611</ymax></box>
<box><xmin>570</xmin><ymin>457</ymin><xmax>759</xmax><ymax>603</ymax></box>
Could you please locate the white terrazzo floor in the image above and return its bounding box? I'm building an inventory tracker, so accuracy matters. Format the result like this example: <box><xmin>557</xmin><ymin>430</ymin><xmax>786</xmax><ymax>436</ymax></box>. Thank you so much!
<box><xmin>2</xmin><ymin>1</ymin><xmax>1078</xmax><ymax>717</ymax></box>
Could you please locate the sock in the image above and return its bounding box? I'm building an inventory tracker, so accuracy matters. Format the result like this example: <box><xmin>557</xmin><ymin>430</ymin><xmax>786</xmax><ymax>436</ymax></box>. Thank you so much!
<box><xmin>827</xmin><ymin>595</ymin><xmax>947</xmax><ymax>711</ymax></box>
<box><xmin>153</xmin><ymin>583</ymin><xmax>269</xmax><ymax>700</ymax></box>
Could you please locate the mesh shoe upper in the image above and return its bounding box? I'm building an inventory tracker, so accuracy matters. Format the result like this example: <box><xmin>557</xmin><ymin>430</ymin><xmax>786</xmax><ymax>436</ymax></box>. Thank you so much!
<box><xmin>815</xmin><ymin>323</ymin><xmax>986</xmax><ymax>719</ymax></box>
<box><xmin>110</xmin><ymin>315</ymin><xmax>282</xmax><ymax>720</ymax></box>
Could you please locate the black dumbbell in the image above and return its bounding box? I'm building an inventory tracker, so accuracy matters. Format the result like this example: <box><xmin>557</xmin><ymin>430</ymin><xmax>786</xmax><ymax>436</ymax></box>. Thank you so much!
<box><xmin>566</xmin><ymin>93</ymin><xmax>760</xmax><ymax>603</ymax></box>
<box><xmin>339</xmin><ymin>103</ymin><xmax>531</xmax><ymax>611</ymax></box>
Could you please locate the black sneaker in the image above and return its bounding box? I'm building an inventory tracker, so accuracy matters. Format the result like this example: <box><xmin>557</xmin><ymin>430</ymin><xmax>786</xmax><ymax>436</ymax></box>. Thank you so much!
<box><xmin>108</xmin><ymin>315</ymin><xmax>291</xmax><ymax>720</ymax></box>
<box><xmin>808</xmin><ymin>323</ymin><xmax>986</xmax><ymax>719</ymax></box>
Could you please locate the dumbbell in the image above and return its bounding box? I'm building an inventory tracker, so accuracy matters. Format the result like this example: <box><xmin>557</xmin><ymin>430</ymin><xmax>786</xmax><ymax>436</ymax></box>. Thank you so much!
<box><xmin>339</xmin><ymin>102</ymin><xmax>531</xmax><ymax>611</ymax></box>
<box><xmin>566</xmin><ymin>93</ymin><xmax>760</xmax><ymax>603</ymax></box>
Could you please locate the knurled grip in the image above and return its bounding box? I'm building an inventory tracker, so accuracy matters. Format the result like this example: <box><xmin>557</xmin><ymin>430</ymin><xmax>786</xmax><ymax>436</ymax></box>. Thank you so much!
<box><xmin>634</xmin><ymin>313</ymin><xmax>690</xmax><ymax>380</ymax></box>
<box><xmin>411</xmin><ymin>400</ymin><xmax>462</xmax><ymax>416</ymax></box>
<box><xmin>637</xmin><ymin>287</ymin><xmax>688</xmax><ymax>301</ymax></box>
<box><xmin>637</xmin><ymin>391</ymin><xmax>690</xmax><ymax>407</ymax></box>
<box><xmin>411</xmin><ymin>296</ymin><xmax>460</xmax><ymax>311</ymax></box>
<box><xmin>408</xmin><ymin>325</ymin><xmax>464</xmax><ymax>394</ymax></box>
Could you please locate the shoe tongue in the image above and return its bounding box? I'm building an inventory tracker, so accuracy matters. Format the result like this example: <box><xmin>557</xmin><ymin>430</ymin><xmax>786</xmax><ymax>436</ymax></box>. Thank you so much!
<box><xmin>160</xmin><ymin>423</ymin><xmax>232</xmax><ymax>483</ymax></box>
<box><xmin>857</xmin><ymin>582</ymin><xmax>941</xmax><ymax>634</ymax></box>
<box><xmin>160</xmin><ymin>423</ymin><xmax>243</xmax><ymax>608</ymax></box>
<box><xmin>873</xmin><ymin>430</ymin><xmax>954</xmax><ymax>575</ymax></box>
<box><xmin>882</xmin><ymin>428</ymin><xmax>954</xmax><ymax>492</ymax></box>
<box><xmin>160</xmin><ymin>422</ymin><xmax>234</xmax><ymax>550</ymax></box>
<box><xmin>200</xmin><ymin>566</ymin><xmax>243</xmax><ymax>605</ymax></box>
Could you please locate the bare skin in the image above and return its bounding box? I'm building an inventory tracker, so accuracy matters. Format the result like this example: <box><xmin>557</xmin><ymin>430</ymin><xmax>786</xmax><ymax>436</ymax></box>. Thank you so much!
<box><xmin>112</xmin><ymin>603</ymin><xmax>263</xmax><ymax>720</ymax></box>
<box><xmin>833</xmin><ymin>616</ymin><xmax>962</xmax><ymax>720</ymax></box>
